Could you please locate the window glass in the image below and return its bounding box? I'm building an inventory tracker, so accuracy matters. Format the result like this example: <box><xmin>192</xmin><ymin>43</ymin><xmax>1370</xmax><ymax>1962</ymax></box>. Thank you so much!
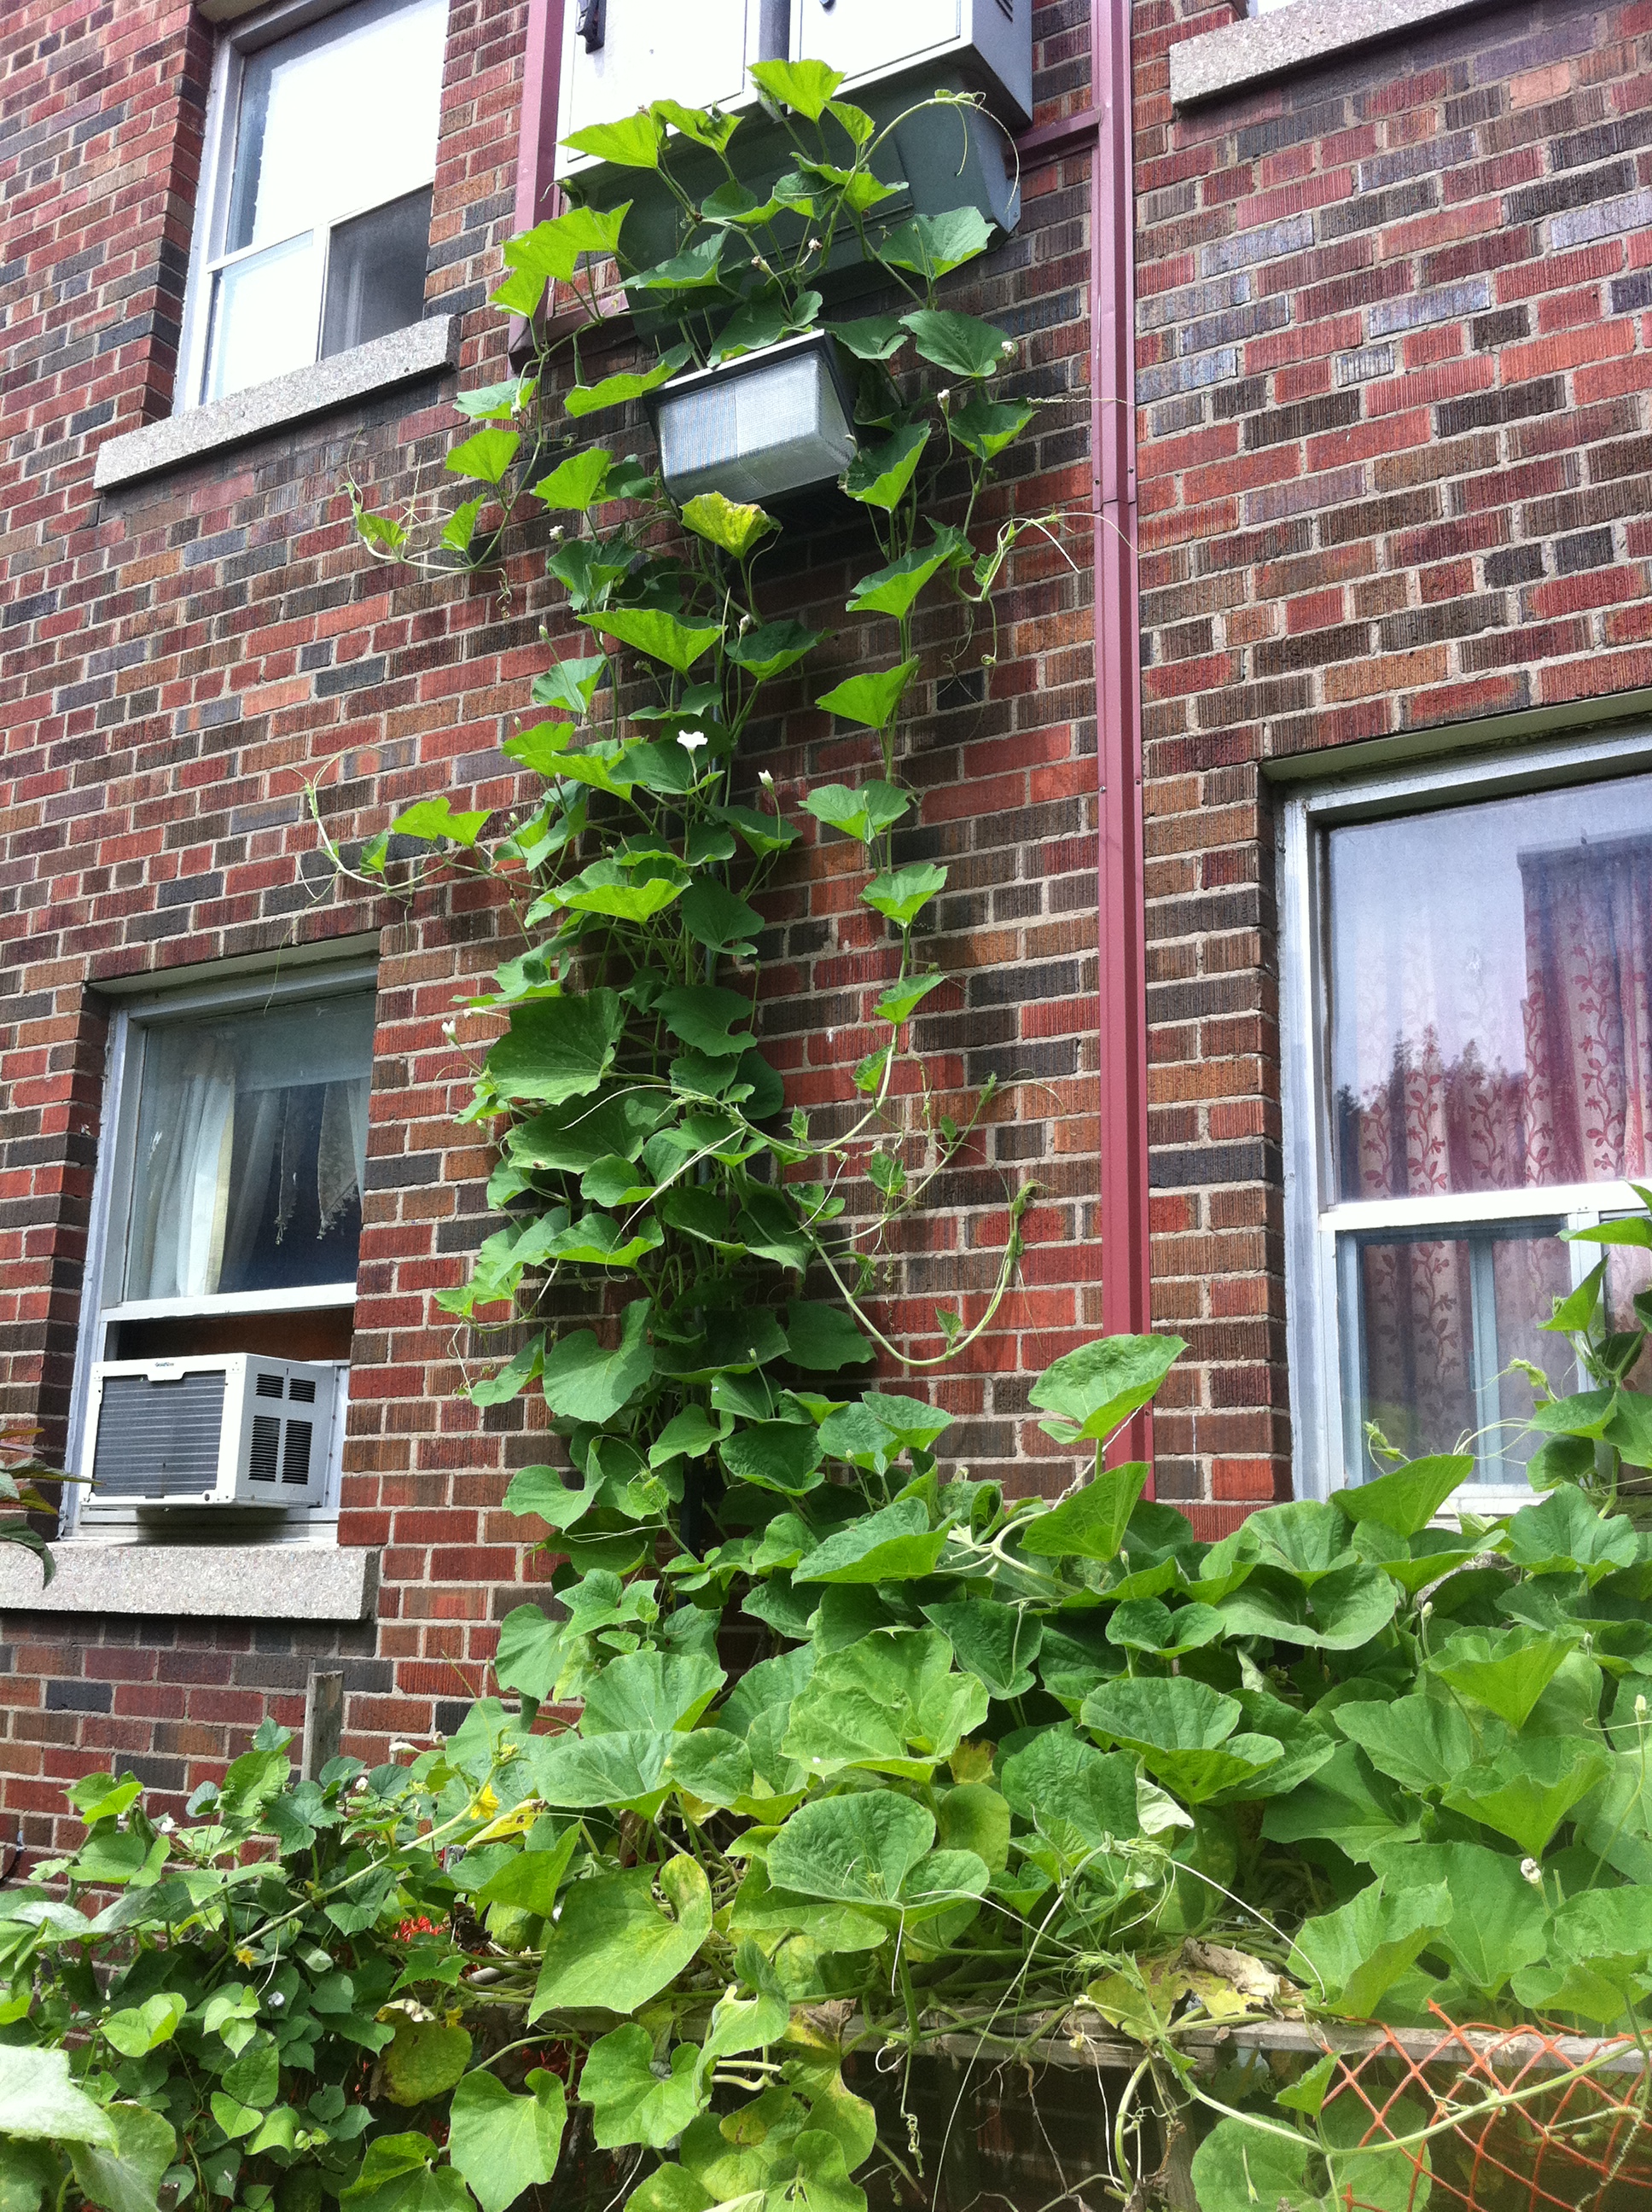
<box><xmin>1329</xmin><ymin>777</ymin><xmax>1652</xmax><ymax>1202</ymax></box>
<box><xmin>226</xmin><ymin>0</ymin><xmax>447</xmax><ymax>252</ymax></box>
<box><xmin>124</xmin><ymin>994</ymin><xmax>374</xmax><ymax>1304</ymax></box>
<box><xmin>202</xmin><ymin>0</ymin><xmax>445</xmax><ymax>402</ymax></box>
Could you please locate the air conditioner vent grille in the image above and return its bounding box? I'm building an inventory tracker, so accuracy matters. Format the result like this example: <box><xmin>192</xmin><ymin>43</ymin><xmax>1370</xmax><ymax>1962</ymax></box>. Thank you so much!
<box><xmin>90</xmin><ymin>1372</ymin><xmax>228</xmax><ymax>1499</ymax></box>
<box><xmin>282</xmin><ymin>1421</ymin><xmax>313</xmax><ymax>1486</ymax></box>
<box><xmin>248</xmin><ymin>1416</ymin><xmax>282</xmax><ymax>1484</ymax></box>
<box><xmin>254</xmin><ymin>1371</ymin><xmax>284</xmax><ymax>1399</ymax></box>
<box><xmin>288</xmin><ymin>1377</ymin><xmax>317</xmax><ymax>1404</ymax></box>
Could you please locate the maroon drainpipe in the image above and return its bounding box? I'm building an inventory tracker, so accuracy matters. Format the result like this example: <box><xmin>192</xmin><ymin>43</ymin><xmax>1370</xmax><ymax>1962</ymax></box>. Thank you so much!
<box><xmin>515</xmin><ymin>3</ymin><xmax>1153</xmax><ymax>1465</ymax></box>
<box><xmin>1017</xmin><ymin>2</ymin><xmax>1151</xmax><ymax>1473</ymax></box>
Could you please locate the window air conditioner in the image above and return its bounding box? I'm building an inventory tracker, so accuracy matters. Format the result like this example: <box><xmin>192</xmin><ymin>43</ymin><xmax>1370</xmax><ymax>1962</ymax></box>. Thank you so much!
<box><xmin>81</xmin><ymin>1356</ymin><xmax>338</xmax><ymax>1516</ymax></box>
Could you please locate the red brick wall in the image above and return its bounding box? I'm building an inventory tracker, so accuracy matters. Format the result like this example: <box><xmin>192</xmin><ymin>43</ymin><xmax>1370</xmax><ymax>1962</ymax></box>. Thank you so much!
<box><xmin>1132</xmin><ymin>0</ymin><xmax>1652</xmax><ymax>1508</ymax></box>
<box><xmin>0</xmin><ymin>0</ymin><xmax>1109</xmax><ymax>1854</ymax></box>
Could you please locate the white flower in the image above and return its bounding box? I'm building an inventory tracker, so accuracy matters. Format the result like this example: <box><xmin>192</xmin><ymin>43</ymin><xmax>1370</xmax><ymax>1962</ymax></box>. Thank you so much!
<box><xmin>1000</xmin><ymin>338</ymin><xmax>1015</xmax><ymax>356</ymax></box>
<box><xmin>441</xmin><ymin>1021</ymin><xmax>457</xmax><ymax>1043</ymax></box>
<box><xmin>156</xmin><ymin>1815</ymin><xmax>177</xmax><ymax>1835</ymax></box>
<box><xmin>1637</xmin><ymin>1693</ymin><xmax>1649</xmax><ymax>1721</ymax></box>
<box><xmin>758</xmin><ymin>769</ymin><xmax>775</xmax><ymax>789</ymax></box>
<box><xmin>937</xmin><ymin>388</ymin><xmax>951</xmax><ymax>410</ymax></box>
<box><xmin>807</xmin><ymin>236</ymin><xmax>823</xmax><ymax>253</ymax></box>
<box><xmin>268</xmin><ymin>1991</ymin><xmax>286</xmax><ymax>2009</ymax></box>
<box><xmin>389</xmin><ymin>1741</ymin><xmax>419</xmax><ymax>1757</ymax></box>
<box><xmin>1521</xmin><ymin>1858</ymin><xmax>1544</xmax><ymax>1887</ymax></box>
<box><xmin>677</xmin><ymin>732</ymin><xmax>707</xmax><ymax>754</ymax></box>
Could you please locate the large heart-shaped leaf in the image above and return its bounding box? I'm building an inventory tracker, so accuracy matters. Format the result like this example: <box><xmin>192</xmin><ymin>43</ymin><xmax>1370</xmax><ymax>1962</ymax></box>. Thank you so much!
<box><xmin>803</xmin><ymin>780</ymin><xmax>912</xmax><ymax>844</ymax></box>
<box><xmin>843</xmin><ymin>427</ymin><xmax>928</xmax><ymax>511</ymax></box>
<box><xmin>579</xmin><ymin>1650</ymin><xmax>726</xmax><ymax>1737</ymax></box>
<box><xmin>720</xmin><ymin>1420</ymin><xmax>826</xmax><ymax>1497</ymax></box>
<box><xmin>1288</xmin><ymin>1878</ymin><xmax>1451</xmax><ymax>2019</ymax></box>
<box><xmin>900</xmin><ymin>310</ymin><xmax>1009</xmax><ymax>380</ymax></box>
<box><xmin>530</xmin><ymin>1856</ymin><xmax>712</xmax><ymax>2019</ymax></box>
<box><xmin>782</xmin><ymin>1630</ymin><xmax>987</xmax><ymax>1779</ymax></box>
<box><xmin>1335</xmin><ymin>1692</ymin><xmax>1491</xmax><ymax>1795</ymax></box>
<box><xmin>580</xmin><ymin>2027</ymin><xmax>703</xmax><ymax>2151</ymax></box>
<box><xmin>0</xmin><ymin>2046</ymin><xmax>116</xmax><ymax>2145</ymax></box>
<box><xmin>950</xmin><ymin>394</ymin><xmax>1036</xmax><ymax>461</ymax></box>
<box><xmin>540</xmin><ymin>1298</ymin><xmax>654</xmax><ymax>1423</ymax></box>
<box><xmin>816</xmin><ymin>657</ymin><xmax>921</xmax><ymax>732</ymax></box>
<box><xmin>846</xmin><ymin>536</ymin><xmax>965</xmax><ymax>620</ymax></box>
<box><xmin>654</xmin><ymin>983</ymin><xmax>757</xmax><ymax>1058</ymax></box>
<box><xmin>999</xmin><ymin>1725</ymin><xmax>1139</xmax><ymax>1850</ymax></box>
<box><xmin>1334</xmin><ymin>1454</ymin><xmax>1473</xmax><ymax>1538</ymax></box>
<box><xmin>564</xmin><ymin>349</ymin><xmax>690</xmax><ymax>420</ymax></box>
<box><xmin>1029</xmin><ymin>1335</ymin><xmax>1184</xmax><ymax>1443</ymax></box>
<box><xmin>1216</xmin><ymin>1563</ymin><xmax>1399</xmax><ymax>1650</ymax></box>
<box><xmin>68</xmin><ymin>2106</ymin><xmax>177</xmax><ymax>2212</ymax></box>
<box><xmin>879</xmin><ymin>209</ymin><xmax>994</xmax><ymax>279</ymax></box>
<box><xmin>794</xmin><ymin>1499</ymin><xmax>947</xmax><ymax>1584</ymax></box>
<box><xmin>1428</xmin><ymin>1628</ymin><xmax>1579</xmax><ymax>1730</ymax></box>
<box><xmin>562</xmin><ymin>114</ymin><xmax>661</xmax><ymax>166</ymax></box>
<box><xmin>923</xmin><ymin>1598</ymin><xmax>1042</xmax><ymax>1698</ymax></box>
<box><xmin>1017</xmin><ymin>1464</ymin><xmax>1149</xmax><ymax>1562</ymax></box>
<box><xmin>785</xmin><ymin>1303</ymin><xmax>874</xmax><ymax>1372</ymax></box>
<box><xmin>486</xmin><ymin>992</ymin><xmax>626</xmax><ymax>1105</ymax></box>
<box><xmin>101</xmin><ymin>1994</ymin><xmax>186</xmax><ymax>2058</ymax></box>
<box><xmin>767</xmin><ymin>1790</ymin><xmax>933</xmax><ymax>1906</ymax></box>
<box><xmin>531</xmin><ymin>448</ymin><xmax>613</xmax><ymax>512</ymax></box>
<box><xmin>1442</xmin><ymin>1738</ymin><xmax>1613</xmax><ymax>1856</ymax></box>
<box><xmin>681</xmin><ymin>492</ymin><xmax>776</xmax><ymax>560</ymax></box>
<box><xmin>447</xmin><ymin>427</ymin><xmax>520</xmax><ymax>486</ymax></box>
<box><xmin>862</xmin><ymin>864</ymin><xmax>946</xmax><ymax>929</ymax></box>
<box><xmin>579</xmin><ymin>608</ymin><xmax>721</xmax><ymax>675</ymax></box>
<box><xmin>449</xmin><ymin>2069</ymin><xmax>568</xmax><ymax>2212</ymax></box>
<box><xmin>1507</xmin><ymin>1487</ymin><xmax>1640</xmax><ymax>1583</ymax></box>
<box><xmin>1261</xmin><ymin>1743</ymin><xmax>1421</xmax><ymax>1863</ymax></box>
<box><xmin>749</xmin><ymin>56</ymin><xmax>845</xmax><ymax>119</ymax></box>
<box><xmin>1367</xmin><ymin>1840</ymin><xmax>1548</xmax><ymax>1994</ymax></box>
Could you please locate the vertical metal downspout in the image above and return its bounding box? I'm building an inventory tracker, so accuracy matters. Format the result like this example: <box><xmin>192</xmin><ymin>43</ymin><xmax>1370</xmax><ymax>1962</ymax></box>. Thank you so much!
<box><xmin>515</xmin><ymin>0</ymin><xmax>567</xmax><ymax>238</ymax></box>
<box><xmin>1089</xmin><ymin>0</ymin><xmax>1154</xmax><ymax>1470</ymax></box>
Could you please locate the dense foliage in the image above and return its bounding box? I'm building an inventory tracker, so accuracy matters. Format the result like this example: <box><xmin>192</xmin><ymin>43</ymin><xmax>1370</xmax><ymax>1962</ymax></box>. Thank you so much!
<box><xmin>6</xmin><ymin>66</ymin><xmax>1652</xmax><ymax>2212</ymax></box>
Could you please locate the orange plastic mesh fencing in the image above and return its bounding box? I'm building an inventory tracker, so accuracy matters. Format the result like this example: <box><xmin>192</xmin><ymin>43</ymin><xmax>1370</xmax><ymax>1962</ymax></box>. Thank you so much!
<box><xmin>1315</xmin><ymin>2014</ymin><xmax>1652</xmax><ymax>2212</ymax></box>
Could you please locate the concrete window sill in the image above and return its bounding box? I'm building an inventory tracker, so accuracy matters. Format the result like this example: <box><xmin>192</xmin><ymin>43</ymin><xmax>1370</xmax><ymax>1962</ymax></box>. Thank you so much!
<box><xmin>0</xmin><ymin>1544</ymin><xmax>379</xmax><ymax>1621</ymax></box>
<box><xmin>1169</xmin><ymin>0</ymin><xmax>1494</xmax><ymax>108</ymax></box>
<box><xmin>92</xmin><ymin>316</ymin><xmax>462</xmax><ymax>492</ymax></box>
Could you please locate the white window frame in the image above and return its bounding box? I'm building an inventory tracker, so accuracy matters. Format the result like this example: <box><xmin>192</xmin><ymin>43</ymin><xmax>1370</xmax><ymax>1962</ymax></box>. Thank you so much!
<box><xmin>1281</xmin><ymin>726</ymin><xmax>1652</xmax><ymax>1511</ymax></box>
<box><xmin>63</xmin><ymin>955</ymin><xmax>379</xmax><ymax>1545</ymax></box>
<box><xmin>176</xmin><ymin>0</ymin><xmax>445</xmax><ymax>416</ymax></box>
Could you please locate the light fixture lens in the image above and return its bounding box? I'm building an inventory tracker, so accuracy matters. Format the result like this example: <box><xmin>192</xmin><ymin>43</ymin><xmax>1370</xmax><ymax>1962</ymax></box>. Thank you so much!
<box><xmin>655</xmin><ymin>341</ymin><xmax>857</xmax><ymax>504</ymax></box>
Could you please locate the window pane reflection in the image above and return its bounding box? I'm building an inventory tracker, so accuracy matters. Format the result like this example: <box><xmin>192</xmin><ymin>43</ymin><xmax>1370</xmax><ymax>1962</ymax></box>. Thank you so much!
<box><xmin>1329</xmin><ymin>776</ymin><xmax>1652</xmax><ymax>1202</ymax></box>
<box><xmin>125</xmin><ymin>995</ymin><xmax>374</xmax><ymax>1303</ymax></box>
<box><xmin>206</xmin><ymin>235</ymin><xmax>319</xmax><ymax>402</ymax></box>
<box><xmin>1344</xmin><ymin>1228</ymin><xmax>1571</xmax><ymax>1481</ymax></box>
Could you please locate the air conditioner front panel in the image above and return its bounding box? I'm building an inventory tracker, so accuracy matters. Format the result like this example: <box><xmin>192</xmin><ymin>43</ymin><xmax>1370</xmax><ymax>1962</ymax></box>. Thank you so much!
<box><xmin>90</xmin><ymin>1371</ymin><xmax>229</xmax><ymax>1499</ymax></box>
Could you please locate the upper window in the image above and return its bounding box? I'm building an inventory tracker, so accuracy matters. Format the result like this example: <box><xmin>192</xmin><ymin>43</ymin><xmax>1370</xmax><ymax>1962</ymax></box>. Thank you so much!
<box><xmin>1284</xmin><ymin>748</ymin><xmax>1652</xmax><ymax>1501</ymax></box>
<box><xmin>66</xmin><ymin>963</ymin><xmax>377</xmax><ymax>1537</ymax></box>
<box><xmin>183</xmin><ymin>0</ymin><xmax>447</xmax><ymax>408</ymax></box>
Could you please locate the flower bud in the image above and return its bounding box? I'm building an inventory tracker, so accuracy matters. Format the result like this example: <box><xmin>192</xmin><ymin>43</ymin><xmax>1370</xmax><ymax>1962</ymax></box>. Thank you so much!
<box><xmin>1521</xmin><ymin>1858</ymin><xmax>1543</xmax><ymax>1886</ymax></box>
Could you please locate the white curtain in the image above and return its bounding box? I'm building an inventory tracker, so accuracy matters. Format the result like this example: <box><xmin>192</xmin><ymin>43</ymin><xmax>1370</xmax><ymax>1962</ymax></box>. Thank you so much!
<box><xmin>127</xmin><ymin>1039</ymin><xmax>236</xmax><ymax>1300</ymax></box>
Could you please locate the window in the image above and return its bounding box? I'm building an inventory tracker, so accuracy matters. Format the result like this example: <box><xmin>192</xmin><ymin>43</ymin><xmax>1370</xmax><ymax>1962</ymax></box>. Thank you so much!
<box><xmin>1283</xmin><ymin>739</ymin><xmax>1652</xmax><ymax>1504</ymax></box>
<box><xmin>180</xmin><ymin>0</ymin><xmax>448</xmax><ymax>409</ymax></box>
<box><xmin>65</xmin><ymin>961</ymin><xmax>378</xmax><ymax>1539</ymax></box>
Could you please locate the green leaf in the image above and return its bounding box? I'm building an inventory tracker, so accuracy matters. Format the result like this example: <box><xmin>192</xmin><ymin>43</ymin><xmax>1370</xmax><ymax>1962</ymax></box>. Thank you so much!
<box><xmin>1506</xmin><ymin>1487</ymin><xmax>1639</xmax><ymax>1582</ymax></box>
<box><xmin>580</xmin><ymin>1650</ymin><xmax>725</xmax><ymax>1737</ymax></box>
<box><xmin>342</xmin><ymin>2133</ymin><xmax>471</xmax><ymax>2212</ymax></box>
<box><xmin>816</xmin><ymin>657</ymin><xmax>921</xmax><ymax>733</ymax></box>
<box><xmin>1029</xmin><ymin>1334</ymin><xmax>1184</xmax><ymax>1444</ymax></box>
<box><xmin>530</xmin><ymin>1855</ymin><xmax>712</xmax><ymax>2020</ymax></box>
<box><xmin>875</xmin><ymin>970</ymin><xmax>945</xmax><ymax>1024</ymax></box>
<box><xmin>1366</xmin><ymin>1840</ymin><xmax>1548</xmax><ymax>1994</ymax></box>
<box><xmin>1260</xmin><ymin>1742</ymin><xmax>1420</xmax><ymax>1863</ymax></box>
<box><xmin>1081</xmin><ymin>1676</ymin><xmax>1283</xmax><ymax>1805</ymax></box>
<box><xmin>1018</xmin><ymin>1464</ymin><xmax>1149</xmax><ymax>1562</ymax></box>
<box><xmin>530</xmin><ymin>1731</ymin><xmax>671</xmax><ymax>1813</ymax></box>
<box><xmin>454</xmin><ymin>373</ymin><xmax>538</xmax><ymax>420</ymax></box>
<box><xmin>782</xmin><ymin>1630</ymin><xmax>987</xmax><ymax>1780</ymax></box>
<box><xmin>625</xmin><ymin>2169</ymin><xmax>714</xmax><ymax>2212</ymax></box>
<box><xmin>471</xmin><ymin>1829</ymin><xmax>579</xmax><ymax>1918</ymax></box>
<box><xmin>1288</xmin><ymin>1877</ymin><xmax>1451</xmax><ymax>2019</ymax></box>
<box><xmin>581</xmin><ymin>2029</ymin><xmax>703</xmax><ymax>2151</ymax></box>
<box><xmin>749</xmin><ymin>57</ymin><xmax>845</xmax><ymax>119</ymax></box>
<box><xmin>846</xmin><ymin>533</ymin><xmax>965</xmax><ymax>620</ymax></box>
<box><xmin>950</xmin><ymin>394</ymin><xmax>1035</xmax><ymax>462</ymax></box>
<box><xmin>681</xmin><ymin>492</ymin><xmax>776</xmax><ymax>560</ymax></box>
<box><xmin>629</xmin><ymin>236</ymin><xmax>728</xmax><ymax>291</ymax></box>
<box><xmin>532</xmin><ymin>655</ymin><xmax>608</xmax><ymax>719</ymax></box>
<box><xmin>101</xmin><ymin>1994</ymin><xmax>186</xmax><ymax>2057</ymax></box>
<box><xmin>862</xmin><ymin>863</ymin><xmax>946</xmax><ymax>929</ymax></box>
<box><xmin>531</xmin><ymin>448</ymin><xmax>614</xmax><ymax>514</ymax></box>
<box><xmin>485</xmin><ymin>991</ymin><xmax>626</xmax><ymax>1105</ymax></box>
<box><xmin>1216</xmin><ymin>1562</ymin><xmax>1399</xmax><ymax>1651</ymax></box>
<box><xmin>541</xmin><ymin>1300</ymin><xmax>654</xmax><ymax>1423</ymax></box>
<box><xmin>843</xmin><ymin>425</ymin><xmax>928</xmax><ymax>511</ymax></box>
<box><xmin>67</xmin><ymin>1772</ymin><xmax>142</xmax><ymax>1825</ymax></box>
<box><xmin>449</xmin><ymin>2069</ymin><xmax>568</xmax><ymax>2212</ymax></box>
<box><xmin>829</xmin><ymin>316</ymin><xmax>908</xmax><ymax>363</ymax></box>
<box><xmin>1428</xmin><ymin>1628</ymin><xmax>1579</xmax><ymax>1730</ymax></box>
<box><xmin>923</xmin><ymin>1599</ymin><xmax>1042</xmax><ymax>1699</ymax></box>
<box><xmin>559</xmin><ymin>858</ymin><xmax>689</xmax><ymax>924</ymax></box>
<box><xmin>794</xmin><ymin>1499</ymin><xmax>948</xmax><ymax>1584</ymax></box>
<box><xmin>681</xmin><ymin>878</ymin><xmax>764</xmax><ymax>956</ymax></box>
<box><xmin>0</xmin><ymin>2046</ymin><xmax>116</xmax><ymax>2146</ymax></box>
<box><xmin>442</xmin><ymin>497</ymin><xmax>485</xmax><ymax>554</ymax></box>
<box><xmin>720</xmin><ymin>1421</ymin><xmax>826</xmax><ymax>1498</ymax></box>
<box><xmin>654</xmin><ymin>100</ymin><xmax>742</xmax><ymax>152</ymax></box>
<box><xmin>880</xmin><ymin>208</ymin><xmax>995</xmax><ymax>279</ymax></box>
<box><xmin>1335</xmin><ymin>1453</ymin><xmax>1473</xmax><ymax>1539</ymax></box>
<box><xmin>767</xmin><ymin>1790</ymin><xmax>934</xmax><ymax>1906</ymax></box>
<box><xmin>1190</xmin><ymin>2118</ymin><xmax>1322</xmax><ymax>2212</ymax></box>
<box><xmin>728</xmin><ymin>620</ymin><xmax>823</xmax><ymax>684</ymax></box>
<box><xmin>563</xmin><ymin>113</ymin><xmax>661</xmax><ymax>166</ymax></box>
<box><xmin>802</xmin><ymin>780</ymin><xmax>912</xmax><ymax>844</ymax></box>
<box><xmin>655</xmin><ymin>983</ymin><xmax>757</xmax><ymax>1057</ymax></box>
<box><xmin>1442</xmin><ymin>1737</ymin><xmax>1613</xmax><ymax>1856</ymax></box>
<box><xmin>579</xmin><ymin>608</ymin><xmax>721</xmax><ymax>676</ymax></box>
<box><xmin>785</xmin><ymin>1303</ymin><xmax>875</xmax><ymax>1372</ymax></box>
<box><xmin>505</xmin><ymin>204</ymin><xmax>630</xmax><ymax>280</ymax></box>
<box><xmin>446</xmin><ymin>427</ymin><xmax>520</xmax><ymax>486</ymax></box>
<box><xmin>383</xmin><ymin>2021</ymin><xmax>472</xmax><ymax>2107</ymax></box>
<box><xmin>1335</xmin><ymin>1693</ymin><xmax>1487</xmax><ymax>1796</ymax></box>
<box><xmin>900</xmin><ymin>310</ymin><xmax>1009</xmax><ymax>380</ymax></box>
<box><xmin>565</xmin><ymin>349</ymin><xmax>691</xmax><ymax>420</ymax></box>
<box><xmin>67</xmin><ymin>2109</ymin><xmax>175</xmax><ymax>2212</ymax></box>
<box><xmin>390</xmin><ymin>797</ymin><xmax>491</xmax><ymax>848</ymax></box>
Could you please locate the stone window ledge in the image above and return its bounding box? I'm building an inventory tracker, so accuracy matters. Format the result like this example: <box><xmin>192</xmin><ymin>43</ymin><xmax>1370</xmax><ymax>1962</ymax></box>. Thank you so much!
<box><xmin>1170</xmin><ymin>0</ymin><xmax>1494</xmax><ymax>108</ymax></box>
<box><xmin>92</xmin><ymin>316</ymin><xmax>462</xmax><ymax>492</ymax></box>
<box><xmin>0</xmin><ymin>1544</ymin><xmax>379</xmax><ymax>1621</ymax></box>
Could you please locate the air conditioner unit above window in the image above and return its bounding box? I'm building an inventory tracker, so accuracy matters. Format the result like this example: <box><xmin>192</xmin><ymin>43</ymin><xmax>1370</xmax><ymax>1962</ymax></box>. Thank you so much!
<box><xmin>81</xmin><ymin>1357</ymin><xmax>339</xmax><ymax>1516</ymax></box>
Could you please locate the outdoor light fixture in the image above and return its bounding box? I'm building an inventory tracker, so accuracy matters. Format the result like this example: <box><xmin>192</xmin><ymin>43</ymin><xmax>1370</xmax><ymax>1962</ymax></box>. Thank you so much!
<box><xmin>648</xmin><ymin>332</ymin><xmax>858</xmax><ymax>508</ymax></box>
